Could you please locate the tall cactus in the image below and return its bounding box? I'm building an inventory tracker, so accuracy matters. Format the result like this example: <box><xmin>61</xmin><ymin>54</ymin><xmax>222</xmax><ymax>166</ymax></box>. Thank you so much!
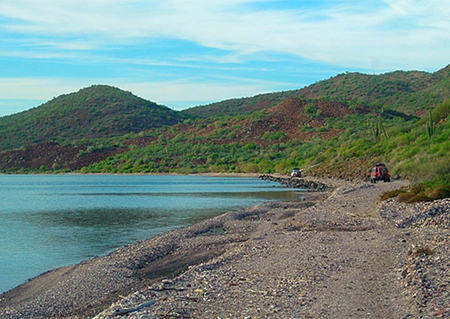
<box><xmin>426</xmin><ymin>111</ymin><xmax>435</xmax><ymax>139</ymax></box>
<box><xmin>367</xmin><ymin>116</ymin><xmax>388</xmax><ymax>140</ymax></box>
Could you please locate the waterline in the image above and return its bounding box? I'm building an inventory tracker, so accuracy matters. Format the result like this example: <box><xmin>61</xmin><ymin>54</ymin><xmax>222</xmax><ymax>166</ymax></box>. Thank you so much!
<box><xmin>0</xmin><ymin>174</ymin><xmax>302</xmax><ymax>293</ymax></box>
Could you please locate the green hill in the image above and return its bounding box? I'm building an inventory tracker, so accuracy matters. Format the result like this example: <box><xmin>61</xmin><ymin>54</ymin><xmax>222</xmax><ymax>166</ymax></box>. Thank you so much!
<box><xmin>182</xmin><ymin>65</ymin><xmax>450</xmax><ymax>118</ymax></box>
<box><xmin>0</xmin><ymin>85</ymin><xmax>187</xmax><ymax>151</ymax></box>
<box><xmin>80</xmin><ymin>97</ymin><xmax>407</xmax><ymax>177</ymax></box>
<box><xmin>299</xmin><ymin>65</ymin><xmax>450</xmax><ymax>115</ymax></box>
<box><xmin>181</xmin><ymin>90</ymin><xmax>300</xmax><ymax>118</ymax></box>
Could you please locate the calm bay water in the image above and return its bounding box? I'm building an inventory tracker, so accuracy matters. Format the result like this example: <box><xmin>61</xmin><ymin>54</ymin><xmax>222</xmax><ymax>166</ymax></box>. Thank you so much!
<box><xmin>0</xmin><ymin>174</ymin><xmax>302</xmax><ymax>293</ymax></box>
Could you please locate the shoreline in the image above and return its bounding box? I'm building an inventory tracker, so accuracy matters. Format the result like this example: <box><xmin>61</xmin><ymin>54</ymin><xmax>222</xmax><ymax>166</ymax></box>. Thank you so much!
<box><xmin>1</xmin><ymin>177</ymin><xmax>449</xmax><ymax>318</ymax></box>
<box><xmin>0</xmin><ymin>176</ymin><xmax>331</xmax><ymax>318</ymax></box>
<box><xmin>0</xmin><ymin>172</ymin><xmax>264</xmax><ymax>177</ymax></box>
<box><xmin>0</xmin><ymin>173</ymin><xmax>293</xmax><ymax>294</ymax></box>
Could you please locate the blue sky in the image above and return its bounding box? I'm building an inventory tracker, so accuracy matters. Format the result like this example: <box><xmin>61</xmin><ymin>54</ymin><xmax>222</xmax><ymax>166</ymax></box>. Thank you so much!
<box><xmin>0</xmin><ymin>0</ymin><xmax>449</xmax><ymax>116</ymax></box>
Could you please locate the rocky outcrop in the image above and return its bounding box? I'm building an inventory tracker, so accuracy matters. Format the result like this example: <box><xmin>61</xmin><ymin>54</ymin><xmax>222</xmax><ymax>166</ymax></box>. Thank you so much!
<box><xmin>0</xmin><ymin>142</ymin><xmax>126</xmax><ymax>172</ymax></box>
<box><xmin>259</xmin><ymin>174</ymin><xmax>331</xmax><ymax>192</ymax></box>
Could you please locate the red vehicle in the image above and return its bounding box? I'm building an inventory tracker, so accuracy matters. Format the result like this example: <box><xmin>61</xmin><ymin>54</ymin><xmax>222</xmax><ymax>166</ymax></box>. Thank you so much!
<box><xmin>370</xmin><ymin>163</ymin><xmax>390</xmax><ymax>183</ymax></box>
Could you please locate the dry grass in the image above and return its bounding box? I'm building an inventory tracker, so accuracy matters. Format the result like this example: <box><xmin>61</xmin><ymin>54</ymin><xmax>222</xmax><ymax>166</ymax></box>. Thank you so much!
<box><xmin>410</xmin><ymin>245</ymin><xmax>435</xmax><ymax>256</ymax></box>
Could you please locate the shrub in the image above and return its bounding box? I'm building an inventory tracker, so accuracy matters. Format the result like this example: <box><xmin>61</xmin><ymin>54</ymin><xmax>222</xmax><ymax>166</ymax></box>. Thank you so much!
<box><xmin>305</xmin><ymin>103</ymin><xmax>316</xmax><ymax>115</ymax></box>
<box><xmin>274</xmin><ymin>161</ymin><xmax>292</xmax><ymax>173</ymax></box>
<box><xmin>416</xmin><ymin>99</ymin><xmax>450</xmax><ymax>126</ymax></box>
<box><xmin>258</xmin><ymin>160</ymin><xmax>274</xmax><ymax>172</ymax></box>
<box><xmin>262</xmin><ymin>131</ymin><xmax>286</xmax><ymax>141</ymax></box>
<box><xmin>244</xmin><ymin>142</ymin><xmax>257</xmax><ymax>150</ymax></box>
<box><xmin>380</xmin><ymin>189</ymin><xmax>406</xmax><ymax>201</ymax></box>
<box><xmin>214</xmin><ymin>120</ymin><xmax>226</xmax><ymax>129</ymax></box>
<box><xmin>208</xmin><ymin>165</ymin><xmax>226</xmax><ymax>173</ymax></box>
<box><xmin>410</xmin><ymin>245</ymin><xmax>435</xmax><ymax>256</ymax></box>
<box><xmin>410</xmin><ymin>183</ymin><xmax>427</xmax><ymax>194</ymax></box>
<box><xmin>250</xmin><ymin>110</ymin><xmax>269</xmax><ymax>122</ymax></box>
<box><xmin>394</xmin><ymin>133</ymin><xmax>412</xmax><ymax>146</ymax></box>
<box><xmin>397</xmin><ymin>192</ymin><xmax>416</xmax><ymax>202</ymax></box>
<box><xmin>240</xmin><ymin>163</ymin><xmax>260</xmax><ymax>173</ymax></box>
<box><xmin>405</xmin><ymin>193</ymin><xmax>432</xmax><ymax>203</ymax></box>
<box><xmin>425</xmin><ymin>186</ymin><xmax>450</xmax><ymax>200</ymax></box>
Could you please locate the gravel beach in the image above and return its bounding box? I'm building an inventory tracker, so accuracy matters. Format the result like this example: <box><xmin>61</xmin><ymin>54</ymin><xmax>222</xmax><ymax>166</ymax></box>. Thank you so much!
<box><xmin>1</xmin><ymin>176</ymin><xmax>449</xmax><ymax>318</ymax></box>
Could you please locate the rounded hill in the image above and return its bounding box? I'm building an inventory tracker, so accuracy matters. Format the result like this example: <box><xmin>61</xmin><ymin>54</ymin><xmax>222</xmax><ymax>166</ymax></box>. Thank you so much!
<box><xmin>0</xmin><ymin>85</ymin><xmax>187</xmax><ymax>151</ymax></box>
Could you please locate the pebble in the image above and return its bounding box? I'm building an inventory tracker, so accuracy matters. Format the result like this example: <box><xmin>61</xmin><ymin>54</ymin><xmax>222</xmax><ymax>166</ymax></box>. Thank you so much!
<box><xmin>2</xmin><ymin>178</ymin><xmax>449</xmax><ymax>318</ymax></box>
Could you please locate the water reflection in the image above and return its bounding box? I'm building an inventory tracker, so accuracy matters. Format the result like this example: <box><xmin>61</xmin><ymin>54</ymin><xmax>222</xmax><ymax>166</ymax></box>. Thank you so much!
<box><xmin>0</xmin><ymin>175</ymin><xmax>304</xmax><ymax>293</ymax></box>
<box><xmin>22</xmin><ymin>190</ymin><xmax>304</xmax><ymax>229</ymax></box>
<box><xmin>28</xmin><ymin>208</ymin><xmax>169</xmax><ymax>228</ymax></box>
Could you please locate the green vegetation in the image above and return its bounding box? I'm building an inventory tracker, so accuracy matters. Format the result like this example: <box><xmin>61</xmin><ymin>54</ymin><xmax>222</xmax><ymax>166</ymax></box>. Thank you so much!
<box><xmin>426</xmin><ymin>111</ymin><xmax>436</xmax><ymax>139</ymax></box>
<box><xmin>302</xmin><ymin>68</ymin><xmax>450</xmax><ymax>115</ymax></box>
<box><xmin>367</xmin><ymin>116</ymin><xmax>388</xmax><ymax>140</ymax></box>
<box><xmin>81</xmin><ymin>101</ymin><xmax>450</xmax><ymax>183</ymax></box>
<box><xmin>181</xmin><ymin>91</ymin><xmax>300</xmax><ymax>118</ymax></box>
<box><xmin>416</xmin><ymin>99</ymin><xmax>450</xmax><ymax>126</ymax></box>
<box><xmin>381</xmin><ymin>183</ymin><xmax>450</xmax><ymax>203</ymax></box>
<box><xmin>1</xmin><ymin>65</ymin><xmax>450</xmax><ymax>202</ymax></box>
<box><xmin>0</xmin><ymin>85</ymin><xmax>188</xmax><ymax>151</ymax></box>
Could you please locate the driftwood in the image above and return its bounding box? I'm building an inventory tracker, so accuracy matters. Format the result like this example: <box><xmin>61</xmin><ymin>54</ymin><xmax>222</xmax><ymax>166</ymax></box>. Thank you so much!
<box><xmin>112</xmin><ymin>300</ymin><xmax>157</xmax><ymax>316</ymax></box>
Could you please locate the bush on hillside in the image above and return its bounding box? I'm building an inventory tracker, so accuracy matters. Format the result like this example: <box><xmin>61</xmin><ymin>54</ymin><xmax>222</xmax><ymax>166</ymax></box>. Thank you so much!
<box><xmin>380</xmin><ymin>183</ymin><xmax>450</xmax><ymax>203</ymax></box>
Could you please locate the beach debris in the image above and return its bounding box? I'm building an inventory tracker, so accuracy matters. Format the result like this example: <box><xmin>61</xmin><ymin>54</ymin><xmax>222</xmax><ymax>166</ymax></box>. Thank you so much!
<box><xmin>112</xmin><ymin>300</ymin><xmax>157</xmax><ymax>316</ymax></box>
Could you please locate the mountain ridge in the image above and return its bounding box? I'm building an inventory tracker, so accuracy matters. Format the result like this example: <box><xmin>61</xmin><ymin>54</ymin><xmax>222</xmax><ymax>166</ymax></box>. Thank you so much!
<box><xmin>0</xmin><ymin>65</ymin><xmax>449</xmax><ymax>196</ymax></box>
<box><xmin>183</xmin><ymin>65</ymin><xmax>450</xmax><ymax>118</ymax></box>
<box><xmin>0</xmin><ymin>85</ymin><xmax>187</xmax><ymax>151</ymax></box>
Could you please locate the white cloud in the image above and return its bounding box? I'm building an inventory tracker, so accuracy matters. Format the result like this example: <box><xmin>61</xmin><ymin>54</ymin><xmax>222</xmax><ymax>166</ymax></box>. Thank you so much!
<box><xmin>0</xmin><ymin>78</ymin><xmax>88</xmax><ymax>115</ymax></box>
<box><xmin>1</xmin><ymin>0</ymin><xmax>449</xmax><ymax>70</ymax></box>
<box><xmin>0</xmin><ymin>76</ymin><xmax>296</xmax><ymax>114</ymax></box>
<box><xmin>122</xmin><ymin>79</ymin><xmax>290</xmax><ymax>107</ymax></box>
<box><xmin>0</xmin><ymin>78</ymin><xmax>89</xmax><ymax>101</ymax></box>
<box><xmin>1</xmin><ymin>1</ymin><xmax>448</xmax><ymax>116</ymax></box>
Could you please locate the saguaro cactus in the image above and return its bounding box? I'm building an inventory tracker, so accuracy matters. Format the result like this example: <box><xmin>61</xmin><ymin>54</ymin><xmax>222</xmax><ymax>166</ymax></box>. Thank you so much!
<box><xmin>426</xmin><ymin>111</ymin><xmax>435</xmax><ymax>139</ymax></box>
<box><xmin>368</xmin><ymin>116</ymin><xmax>388</xmax><ymax>140</ymax></box>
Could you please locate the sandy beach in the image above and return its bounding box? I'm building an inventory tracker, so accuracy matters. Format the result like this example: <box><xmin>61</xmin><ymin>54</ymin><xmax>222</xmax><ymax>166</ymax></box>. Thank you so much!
<box><xmin>1</xmin><ymin>176</ymin><xmax>449</xmax><ymax>318</ymax></box>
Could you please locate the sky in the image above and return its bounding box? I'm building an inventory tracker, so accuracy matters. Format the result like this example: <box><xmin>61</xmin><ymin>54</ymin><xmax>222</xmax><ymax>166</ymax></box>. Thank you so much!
<box><xmin>0</xmin><ymin>0</ymin><xmax>449</xmax><ymax>117</ymax></box>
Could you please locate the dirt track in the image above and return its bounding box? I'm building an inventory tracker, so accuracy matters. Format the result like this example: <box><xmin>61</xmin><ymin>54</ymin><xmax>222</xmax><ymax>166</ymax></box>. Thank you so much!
<box><xmin>1</xmin><ymin>177</ymin><xmax>449</xmax><ymax>318</ymax></box>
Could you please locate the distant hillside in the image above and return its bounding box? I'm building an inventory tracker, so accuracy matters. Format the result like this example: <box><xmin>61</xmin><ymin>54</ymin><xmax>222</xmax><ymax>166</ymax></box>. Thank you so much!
<box><xmin>0</xmin><ymin>96</ymin><xmax>381</xmax><ymax>174</ymax></box>
<box><xmin>0</xmin><ymin>85</ymin><xmax>187</xmax><ymax>151</ymax></box>
<box><xmin>299</xmin><ymin>65</ymin><xmax>450</xmax><ymax>115</ymax></box>
<box><xmin>217</xmin><ymin>98</ymin><xmax>373</xmax><ymax>146</ymax></box>
<box><xmin>0</xmin><ymin>141</ymin><xmax>126</xmax><ymax>172</ymax></box>
<box><xmin>76</xmin><ymin>96</ymin><xmax>397</xmax><ymax>177</ymax></box>
<box><xmin>183</xmin><ymin>65</ymin><xmax>450</xmax><ymax>118</ymax></box>
<box><xmin>181</xmin><ymin>91</ymin><xmax>300</xmax><ymax>118</ymax></box>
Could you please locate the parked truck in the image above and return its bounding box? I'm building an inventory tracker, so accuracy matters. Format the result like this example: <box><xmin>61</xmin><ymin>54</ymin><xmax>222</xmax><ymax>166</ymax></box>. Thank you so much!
<box><xmin>370</xmin><ymin>163</ymin><xmax>390</xmax><ymax>183</ymax></box>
